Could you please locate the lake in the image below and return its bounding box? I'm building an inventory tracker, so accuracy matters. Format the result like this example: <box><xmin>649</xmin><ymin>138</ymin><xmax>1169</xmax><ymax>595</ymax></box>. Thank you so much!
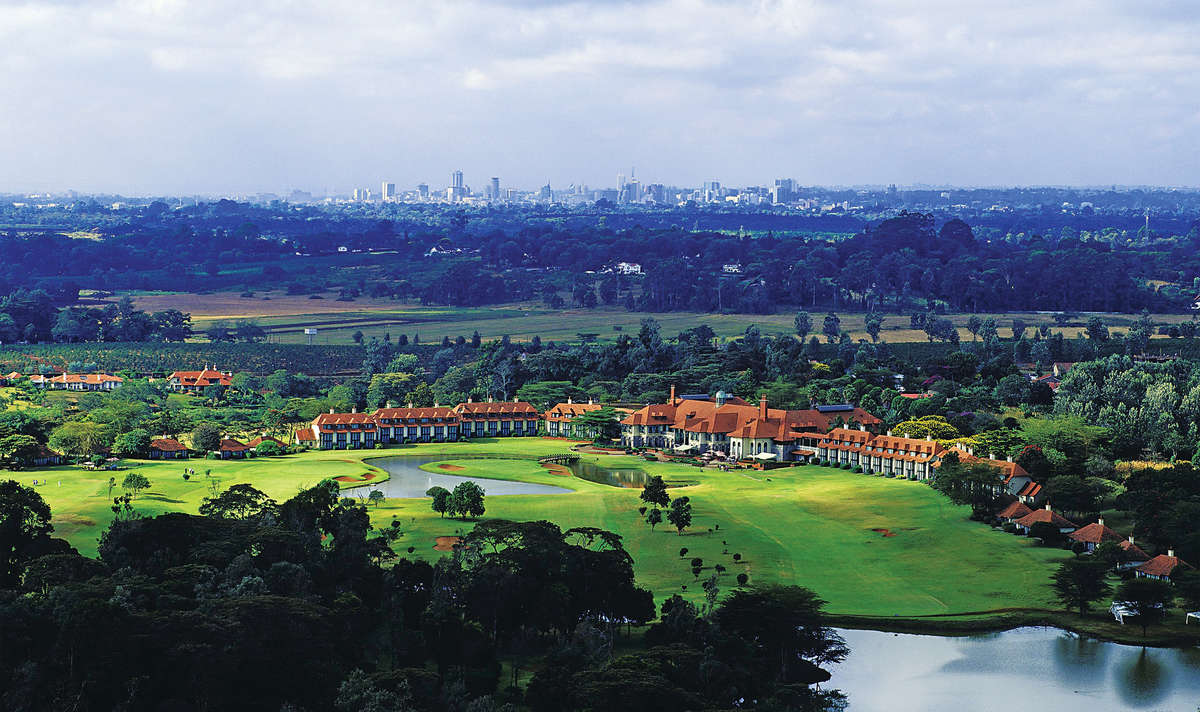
<box><xmin>347</xmin><ymin>456</ymin><xmax>571</xmax><ymax>499</ymax></box>
<box><xmin>567</xmin><ymin>458</ymin><xmax>655</xmax><ymax>487</ymax></box>
<box><xmin>831</xmin><ymin>627</ymin><xmax>1200</xmax><ymax>711</ymax></box>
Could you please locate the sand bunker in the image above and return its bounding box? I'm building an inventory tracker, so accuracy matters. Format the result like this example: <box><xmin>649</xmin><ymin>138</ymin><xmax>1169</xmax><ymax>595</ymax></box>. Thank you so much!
<box><xmin>433</xmin><ymin>536</ymin><xmax>462</xmax><ymax>551</ymax></box>
<box><xmin>334</xmin><ymin>472</ymin><xmax>377</xmax><ymax>483</ymax></box>
<box><xmin>870</xmin><ymin>528</ymin><xmax>897</xmax><ymax>537</ymax></box>
<box><xmin>436</xmin><ymin>464</ymin><xmax>466</xmax><ymax>471</ymax></box>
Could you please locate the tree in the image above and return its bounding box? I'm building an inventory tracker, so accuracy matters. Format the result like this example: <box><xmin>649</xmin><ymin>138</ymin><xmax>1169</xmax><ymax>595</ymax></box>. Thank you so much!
<box><xmin>1043</xmin><ymin>476</ymin><xmax>1101</xmax><ymax>518</ymax></box>
<box><xmin>713</xmin><ymin>585</ymin><xmax>848</xmax><ymax>685</ymax></box>
<box><xmin>368</xmin><ymin>490</ymin><xmax>385</xmax><ymax>508</ymax></box>
<box><xmin>931</xmin><ymin>454</ymin><xmax>1001</xmax><ymax>515</ymax></box>
<box><xmin>1174</xmin><ymin>570</ymin><xmax>1200</xmax><ymax>612</ymax></box>
<box><xmin>0</xmin><ymin>434</ymin><xmax>41</xmax><ymax>467</ymax></box>
<box><xmin>793</xmin><ymin>311</ymin><xmax>812</xmax><ymax>342</ymax></box>
<box><xmin>335</xmin><ymin>669</ymin><xmax>415</xmax><ymax>712</ymax></box>
<box><xmin>1085</xmin><ymin>316</ymin><xmax>1109</xmax><ymax>341</ymax></box>
<box><xmin>450</xmin><ymin>481</ymin><xmax>486</xmax><ymax>520</ymax></box>
<box><xmin>646</xmin><ymin>508</ymin><xmax>663</xmax><ymax>531</ymax></box>
<box><xmin>192</xmin><ymin>423</ymin><xmax>222</xmax><ymax>452</ymax></box>
<box><xmin>821</xmin><ymin>313</ymin><xmax>841</xmax><ymax>343</ymax></box>
<box><xmin>255</xmin><ymin>440</ymin><xmax>283</xmax><ymax>457</ymax></box>
<box><xmin>426</xmin><ymin>486</ymin><xmax>451</xmax><ymax>517</ymax></box>
<box><xmin>112</xmin><ymin>428</ymin><xmax>151</xmax><ymax>458</ymax></box>
<box><xmin>966</xmin><ymin>315</ymin><xmax>982</xmax><ymax>341</ymax></box>
<box><xmin>199</xmin><ymin>483</ymin><xmax>277</xmax><ymax>519</ymax></box>
<box><xmin>1051</xmin><ymin>559</ymin><xmax>1111</xmax><ymax>615</ymax></box>
<box><xmin>121</xmin><ymin>472</ymin><xmax>151</xmax><ymax>500</ymax></box>
<box><xmin>667</xmin><ymin>496</ymin><xmax>692</xmax><ymax>535</ymax></box>
<box><xmin>0</xmin><ymin>479</ymin><xmax>54</xmax><ymax>588</ymax></box>
<box><xmin>47</xmin><ymin>421</ymin><xmax>108</xmax><ymax>457</ymax></box>
<box><xmin>639</xmin><ymin>475</ymin><xmax>670</xmax><ymax>510</ymax></box>
<box><xmin>864</xmin><ymin>313</ymin><xmax>883</xmax><ymax>343</ymax></box>
<box><xmin>1116</xmin><ymin>577</ymin><xmax>1173</xmax><ymax>636</ymax></box>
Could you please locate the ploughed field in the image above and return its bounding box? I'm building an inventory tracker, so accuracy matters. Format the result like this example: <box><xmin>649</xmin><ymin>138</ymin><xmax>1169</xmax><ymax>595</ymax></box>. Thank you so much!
<box><xmin>4</xmin><ymin>438</ymin><xmax>1067</xmax><ymax>616</ymax></box>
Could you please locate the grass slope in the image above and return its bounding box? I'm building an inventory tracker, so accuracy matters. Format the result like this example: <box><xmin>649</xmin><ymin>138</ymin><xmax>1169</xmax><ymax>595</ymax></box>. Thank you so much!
<box><xmin>4</xmin><ymin>438</ymin><xmax>1066</xmax><ymax>616</ymax></box>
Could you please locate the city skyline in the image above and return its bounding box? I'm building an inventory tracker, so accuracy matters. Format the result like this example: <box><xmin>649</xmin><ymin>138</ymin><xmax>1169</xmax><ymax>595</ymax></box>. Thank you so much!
<box><xmin>2</xmin><ymin>1</ymin><xmax>1198</xmax><ymax>195</ymax></box>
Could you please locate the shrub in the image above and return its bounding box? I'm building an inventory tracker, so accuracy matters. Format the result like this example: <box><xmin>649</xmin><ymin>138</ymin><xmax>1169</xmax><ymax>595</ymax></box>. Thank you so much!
<box><xmin>852</xmin><ymin>465</ymin><xmax>863</xmax><ymax>473</ymax></box>
<box><xmin>1002</xmin><ymin>522</ymin><xmax>1018</xmax><ymax>534</ymax></box>
<box><xmin>736</xmin><ymin>573</ymin><xmax>749</xmax><ymax>586</ymax></box>
<box><xmin>841</xmin><ymin>463</ymin><xmax>851</xmax><ymax>470</ymax></box>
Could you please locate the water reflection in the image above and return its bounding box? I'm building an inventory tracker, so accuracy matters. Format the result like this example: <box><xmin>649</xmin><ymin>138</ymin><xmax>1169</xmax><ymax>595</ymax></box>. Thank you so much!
<box><xmin>351</xmin><ymin>457</ymin><xmax>571</xmax><ymax>499</ymax></box>
<box><xmin>832</xmin><ymin>627</ymin><xmax>1200</xmax><ymax>711</ymax></box>
<box><xmin>567</xmin><ymin>459</ymin><xmax>652</xmax><ymax>488</ymax></box>
<box><xmin>1116</xmin><ymin>648</ymin><xmax>1170</xmax><ymax>709</ymax></box>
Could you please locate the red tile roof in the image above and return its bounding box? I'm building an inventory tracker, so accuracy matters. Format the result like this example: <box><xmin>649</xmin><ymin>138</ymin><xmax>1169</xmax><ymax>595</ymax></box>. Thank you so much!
<box><xmin>1068</xmin><ymin>521</ymin><xmax>1124</xmax><ymax>545</ymax></box>
<box><xmin>374</xmin><ymin>407</ymin><xmax>458</xmax><ymax>421</ymax></box>
<box><xmin>246</xmin><ymin>436</ymin><xmax>287</xmax><ymax>448</ymax></box>
<box><xmin>1017</xmin><ymin>481</ymin><xmax>1043</xmax><ymax>498</ymax></box>
<box><xmin>454</xmin><ymin>401</ymin><xmax>539</xmax><ymax>417</ymax></box>
<box><xmin>1119</xmin><ymin>539</ymin><xmax>1150</xmax><ymax>561</ymax></box>
<box><xmin>219</xmin><ymin>439</ymin><xmax>249</xmax><ymax>452</ymax></box>
<box><xmin>295</xmin><ymin>428</ymin><xmax>316</xmax><ymax>442</ymax></box>
<box><xmin>1015</xmin><ymin>508</ymin><xmax>1076</xmax><ymax>529</ymax></box>
<box><xmin>545</xmin><ymin>402</ymin><xmax>604</xmax><ymax>419</ymax></box>
<box><xmin>1136</xmin><ymin>553</ymin><xmax>1193</xmax><ymax>578</ymax></box>
<box><xmin>169</xmin><ymin>369</ymin><xmax>233</xmax><ymax>388</ymax></box>
<box><xmin>47</xmin><ymin>373</ymin><xmax>124</xmax><ymax>385</ymax></box>
<box><xmin>150</xmin><ymin>438</ymin><xmax>188</xmax><ymax>452</ymax></box>
<box><xmin>997</xmin><ymin>500</ymin><xmax>1033</xmax><ymax>520</ymax></box>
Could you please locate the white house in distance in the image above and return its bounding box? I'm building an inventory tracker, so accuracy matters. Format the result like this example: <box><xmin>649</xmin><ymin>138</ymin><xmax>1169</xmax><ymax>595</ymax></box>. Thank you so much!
<box><xmin>32</xmin><ymin>373</ymin><xmax>124</xmax><ymax>391</ymax></box>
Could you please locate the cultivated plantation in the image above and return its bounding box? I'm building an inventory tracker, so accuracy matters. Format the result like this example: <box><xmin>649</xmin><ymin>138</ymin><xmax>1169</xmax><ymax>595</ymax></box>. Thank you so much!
<box><xmin>4</xmin><ymin>437</ymin><xmax>1066</xmax><ymax>615</ymax></box>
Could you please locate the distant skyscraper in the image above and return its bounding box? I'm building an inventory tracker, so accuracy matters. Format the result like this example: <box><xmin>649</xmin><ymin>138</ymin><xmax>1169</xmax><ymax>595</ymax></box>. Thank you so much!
<box><xmin>617</xmin><ymin>173</ymin><xmax>626</xmax><ymax>190</ymax></box>
<box><xmin>450</xmin><ymin>170</ymin><xmax>465</xmax><ymax>202</ymax></box>
<box><xmin>381</xmin><ymin>182</ymin><xmax>396</xmax><ymax>200</ymax></box>
<box><xmin>452</xmin><ymin>170</ymin><xmax>464</xmax><ymax>188</ymax></box>
<box><xmin>417</xmin><ymin>183</ymin><xmax>429</xmax><ymax>200</ymax></box>
<box><xmin>772</xmin><ymin>178</ymin><xmax>795</xmax><ymax>204</ymax></box>
<box><xmin>490</xmin><ymin>176</ymin><xmax>500</xmax><ymax>200</ymax></box>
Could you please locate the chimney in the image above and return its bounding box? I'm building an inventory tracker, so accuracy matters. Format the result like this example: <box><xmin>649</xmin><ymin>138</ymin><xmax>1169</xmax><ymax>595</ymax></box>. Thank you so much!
<box><xmin>351</xmin><ymin>407</ymin><xmax>357</xmax><ymax>414</ymax></box>
<box><xmin>407</xmin><ymin>402</ymin><xmax>413</xmax><ymax>408</ymax></box>
<box><xmin>434</xmin><ymin>402</ymin><xmax>439</xmax><ymax>408</ymax></box>
<box><xmin>670</xmin><ymin>385</ymin><xmax>677</xmax><ymax>406</ymax></box>
<box><xmin>468</xmin><ymin>397</ymin><xmax>473</xmax><ymax>403</ymax></box>
<box><xmin>1098</xmin><ymin>517</ymin><xmax>1104</xmax><ymax>527</ymax></box>
<box><xmin>886</xmin><ymin>430</ymin><xmax>892</xmax><ymax>437</ymax></box>
<box><xmin>1128</xmin><ymin>536</ymin><xmax>1135</xmax><ymax>544</ymax></box>
<box><xmin>1006</xmin><ymin>456</ymin><xmax>1013</xmax><ymax>463</ymax></box>
<box><xmin>858</xmin><ymin>423</ymin><xmax>865</xmax><ymax>432</ymax></box>
<box><xmin>989</xmin><ymin>452</ymin><xmax>996</xmax><ymax>461</ymax></box>
<box><xmin>567</xmin><ymin>397</ymin><xmax>573</xmax><ymax>404</ymax></box>
<box><xmin>759</xmin><ymin>393</ymin><xmax>767</xmax><ymax>420</ymax></box>
<box><xmin>488</xmin><ymin>396</ymin><xmax>493</xmax><ymax>403</ymax></box>
<box><xmin>329</xmin><ymin>408</ymin><xmax>334</xmax><ymax>414</ymax></box>
<box><xmin>588</xmin><ymin>398</ymin><xmax>593</xmax><ymax>405</ymax></box>
<box><xmin>1045</xmin><ymin>503</ymin><xmax>1052</xmax><ymax>511</ymax></box>
<box><xmin>1168</xmin><ymin>549</ymin><xmax>1175</xmax><ymax>558</ymax></box>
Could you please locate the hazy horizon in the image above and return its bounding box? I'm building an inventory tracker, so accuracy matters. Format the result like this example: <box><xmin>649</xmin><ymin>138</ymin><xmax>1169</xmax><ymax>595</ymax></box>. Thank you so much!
<box><xmin>2</xmin><ymin>0</ymin><xmax>1198</xmax><ymax>195</ymax></box>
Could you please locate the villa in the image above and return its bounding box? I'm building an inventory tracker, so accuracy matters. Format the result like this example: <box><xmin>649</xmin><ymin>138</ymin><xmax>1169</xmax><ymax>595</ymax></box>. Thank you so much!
<box><xmin>166</xmin><ymin>368</ymin><xmax>233</xmax><ymax>392</ymax></box>
<box><xmin>33</xmin><ymin>373</ymin><xmax>124</xmax><ymax>391</ymax></box>
<box><xmin>295</xmin><ymin>398</ymin><xmax>537</xmax><ymax>449</ymax></box>
<box><xmin>1068</xmin><ymin>518</ymin><xmax>1124</xmax><ymax>552</ymax></box>
<box><xmin>453</xmin><ymin>399</ymin><xmax>540</xmax><ymax>438</ymax></box>
<box><xmin>1014</xmin><ymin>504</ymin><xmax>1077</xmax><ymax>534</ymax></box>
<box><xmin>148</xmin><ymin>438</ymin><xmax>189</xmax><ymax>459</ymax></box>
<box><xmin>1135</xmin><ymin>550</ymin><xmax>1194</xmax><ymax>581</ymax></box>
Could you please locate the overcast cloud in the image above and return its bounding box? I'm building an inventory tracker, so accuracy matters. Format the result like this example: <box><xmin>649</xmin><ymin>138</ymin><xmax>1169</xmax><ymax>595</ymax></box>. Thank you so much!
<box><xmin>1</xmin><ymin>0</ymin><xmax>1198</xmax><ymax>195</ymax></box>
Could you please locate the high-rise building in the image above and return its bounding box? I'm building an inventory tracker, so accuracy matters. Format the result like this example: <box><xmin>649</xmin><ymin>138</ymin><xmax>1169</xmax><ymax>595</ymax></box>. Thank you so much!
<box><xmin>353</xmin><ymin>187</ymin><xmax>371</xmax><ymax>202</ymax></box>
<box><xmin>381</xmin><ymin>182</ymin><xmax>396</xmax><ymax>200</ymax></box>
<box><xmin>449</xmin><ymin>170</ymin><xmax>465</xmax><ymax>202</ymax></box>
<box><xmin>417</xmin><ymin>183</ymin><xmax>429</xmax><ymax>200</ymax></box>
<box><xmin>617</xmin><ymin>173</ymin><xmax>626</xmax><ymax>190</ymax></box>
<box><xmin>490</xmin><ymin>176</ymin><xmax>500</xmax><ymax>200</ymax></box>
<box><xmin>703</xmin><ymin>180</ymin><xmax>721</xmax><ymax>203</ymax></box>
<box><xmin>772</xmin><ymin>178</ymin><xmax>795</xmax><ymax>204</ymax></box>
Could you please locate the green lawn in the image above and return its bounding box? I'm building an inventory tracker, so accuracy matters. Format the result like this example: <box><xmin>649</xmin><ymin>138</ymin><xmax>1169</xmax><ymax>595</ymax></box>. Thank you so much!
<box><xmin>4</xmin><ymin>438</ymin><xmax>1068</xmax><ymax>616</ymax></box>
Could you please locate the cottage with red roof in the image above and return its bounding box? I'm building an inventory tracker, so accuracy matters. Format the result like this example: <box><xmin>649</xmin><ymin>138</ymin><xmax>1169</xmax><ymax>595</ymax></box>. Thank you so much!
<box><xmin>218</xmin><ymin>439</ymin><xmax>250</xmax><ymax>459</ymax></box>
<box><xmin>1014</xmin><ymin>504</ymin><xmax>1077</xmax><ymax>535</ymax></box>
<box><xmin>454</xmin><ymin>398</ymin><xmax>539</xmax><ymax>438</ymax></box>
<box><xmin>149</xmin><ymin>438</ymin><xmax>189</xmax><ymax>459</ymax></box>
<box><xmin>997</xmin><ymin>500</ymin><xmax>1033</xmax><ymax>523</ymax></box>
<box><xmin>1118</xmin><ymin>536</ymin><xmax>1150</xmax><ymax>570</ymax></box>
<box><xmin>167</xmin><ymin>368</ymin><xmax>233</xmax><ymax>392</ymax></box>
<box><xmin>1068</xmin><ymin>518</ymin><xmax>1124</xmax><ymax>552</ymax></box>
<box><xmin>246</xmin><ymin>435</ymin><xmax>288</xmax><ymax>451</ymax></box>
<box><xmin>544</xmin><ymin>399</ymin><xmax>605</xmax><ymax>439</ymax></box>
<box><xmin>1135</xmin><ymin>549</ymin><xmax>1194</xmax><ymax>581</ymax></box>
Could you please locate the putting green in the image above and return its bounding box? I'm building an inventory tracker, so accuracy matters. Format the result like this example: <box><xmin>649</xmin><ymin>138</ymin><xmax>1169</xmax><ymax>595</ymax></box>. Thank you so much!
<box><xmin>4</xmin><ymin>439</ymin><xmax>1067</xmax><ymax>615</ymax></box>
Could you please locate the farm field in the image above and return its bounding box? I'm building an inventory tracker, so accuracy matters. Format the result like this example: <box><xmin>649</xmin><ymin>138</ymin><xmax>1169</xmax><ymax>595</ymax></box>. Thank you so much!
<box><xmin>3</xmin><ymin>438</ymin><xmax>1067</xmax><ymax>616</ymax></box>
<box><xmin>89</xmin><ymin>290</ymin><xmax>1199</xmax><ymax>346</ymax></box>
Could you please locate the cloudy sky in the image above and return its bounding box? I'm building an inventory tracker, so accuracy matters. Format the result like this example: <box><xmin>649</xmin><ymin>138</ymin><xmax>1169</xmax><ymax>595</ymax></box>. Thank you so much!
<box><xmin>1</xmin><ymin>0</ymin><xmax>1198</xmax><ymax>195</ymax></box>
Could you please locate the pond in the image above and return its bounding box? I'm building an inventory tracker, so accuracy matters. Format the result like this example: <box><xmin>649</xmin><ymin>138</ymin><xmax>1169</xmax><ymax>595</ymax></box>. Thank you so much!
<box><xmin>831</xmin><ymin>627</ymin><xmax>1200</xmax><ymax>711</ymax></box>
<box><xmin>345</xmin><ymin>457</ymin><xmax>571</xmax><ymax>499</ymax></box>
<box><xmin>567</xmin><ymin>458</ymin><xmax>655</xmax><ymax>488</ymax></box>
